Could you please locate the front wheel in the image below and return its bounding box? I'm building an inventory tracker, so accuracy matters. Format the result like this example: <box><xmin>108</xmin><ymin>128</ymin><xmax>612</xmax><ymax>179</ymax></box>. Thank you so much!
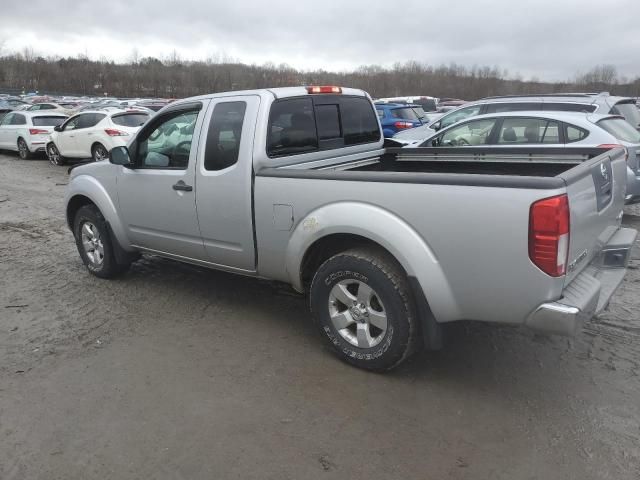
<box><xmin>73</xmin><ymin>205</ymin><xmax>130</xmax><ymax>278</ymax></box>
<box><xmin>92</xmin><ymin>143</ymin><xmax>109</xmax><ymax>162</ymax></box>
<box><xmin>47</xmin><ymin>143</ymin><xmax>65</xmax><ymax>166</ymax></box>
<box><xmin>17</xmin><ymin>138</ymin><xmax>33</xmax><ymax>160</ymax></box>
<box><xmin>309</xmin><ymin>247</ymin><xmax>420</xmax><ymax>371</ymax></box>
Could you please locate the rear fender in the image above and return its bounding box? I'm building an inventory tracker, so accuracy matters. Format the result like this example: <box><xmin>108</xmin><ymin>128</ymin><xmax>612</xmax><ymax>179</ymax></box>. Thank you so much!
<box><xmin>285</xmin><ymin>202</ymin><xmax>461</xmax><ymax>322</ymax></box>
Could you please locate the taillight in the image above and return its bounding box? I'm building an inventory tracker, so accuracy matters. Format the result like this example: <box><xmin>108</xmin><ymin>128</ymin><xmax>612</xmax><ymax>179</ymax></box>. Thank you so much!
<box><xmin>104</xmin><ymin>129</ymin><xmax>129</xmax><ymax>137</ymax></box>
<box><xmin>394</xmin><ymin>121</ymin><xmax>414</xmax><ymax>130</ymax></box>
<box><xmin>597</xmin><ymin>144</ymin><xmax>628</xmax><ymax>162</ymax></box>
<box><xmin>306</xmin><ymin>86</ymin><xmax>342</xmax><ymax>94</ymax></box>
<box><xmin>29</xmin><ymin>128</ymin><xmax>48</xmax><ymax>135</ymax></box>
<box><xmin>529</xmin><ymin>194</ymin><xmax>570</xmax><ymax>277</ymax></box>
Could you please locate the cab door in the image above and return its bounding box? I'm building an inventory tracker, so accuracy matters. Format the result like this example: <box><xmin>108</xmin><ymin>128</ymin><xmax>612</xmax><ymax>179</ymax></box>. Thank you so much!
<box><xmin>55</xmin><ymin>114</ymin><xmax>84</xmax><ymax>157</ymax></box>
<box><xmin>116</xmin><ymin>102</ymin><xmax>208</xmax><ymax>260</ymax></box>
<box><xmin>195</xmin><ymin>95</ymin><xmax>260</xmax><ymax>271</ymax></box>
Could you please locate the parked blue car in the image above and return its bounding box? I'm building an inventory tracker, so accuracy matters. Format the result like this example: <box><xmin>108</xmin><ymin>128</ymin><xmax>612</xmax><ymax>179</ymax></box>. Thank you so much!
<box><xmin>375</xmin><ymin>103</ymin><xmax>424</xmax><ymax>137</ymax></box>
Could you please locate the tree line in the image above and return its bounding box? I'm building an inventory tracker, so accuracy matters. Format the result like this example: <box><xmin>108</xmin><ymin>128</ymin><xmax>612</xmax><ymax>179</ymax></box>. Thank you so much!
<box><xmin>0</xmin><ymin>49</ymin><xmax>639</xmax><ymax>100</ymax></box>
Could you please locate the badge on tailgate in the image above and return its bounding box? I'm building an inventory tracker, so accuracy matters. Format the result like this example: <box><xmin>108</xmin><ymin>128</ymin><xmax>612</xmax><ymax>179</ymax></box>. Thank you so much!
<box><xmin>591</xmin><ymin>158</ymin><xmax>613</xmax><ymax>211</ymax></box>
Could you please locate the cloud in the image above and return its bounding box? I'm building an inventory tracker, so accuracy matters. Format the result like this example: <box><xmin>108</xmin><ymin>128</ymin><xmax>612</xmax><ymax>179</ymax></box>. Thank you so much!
<box><xmin>0</xmin><ymin>0</ymin><xmax>638</xmax><ymax>81</ymax></box>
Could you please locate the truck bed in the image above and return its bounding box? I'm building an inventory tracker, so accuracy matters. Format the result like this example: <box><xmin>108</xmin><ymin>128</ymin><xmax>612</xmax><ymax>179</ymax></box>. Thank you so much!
<box><xmin>345</xmin><ymin>146</ymin><xmax>605</xmax><ymax>177</ymax></box>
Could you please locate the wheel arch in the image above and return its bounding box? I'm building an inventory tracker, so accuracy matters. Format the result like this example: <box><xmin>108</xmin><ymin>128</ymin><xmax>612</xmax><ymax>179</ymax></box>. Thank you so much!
<box><xmin>64</xmin><ymin>176</ymin><xmax>132</xmax><ymax>251</ymax></box>
<box><xmin>286</xmin><ymin>201</ymin><xmax>461</xmax><ymax>324</ymax></box>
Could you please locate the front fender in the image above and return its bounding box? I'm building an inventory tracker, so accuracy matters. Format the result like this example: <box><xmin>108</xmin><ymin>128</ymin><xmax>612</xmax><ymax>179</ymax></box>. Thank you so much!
<box><xmin>64</xmin><ymin>174</ymin><xmax>132</xmax><ymax>251</ymax></box>
<box><xmin>285</xmin><ymin>202</ymin><xmax>461</xmax><ymax>322</ymax></box>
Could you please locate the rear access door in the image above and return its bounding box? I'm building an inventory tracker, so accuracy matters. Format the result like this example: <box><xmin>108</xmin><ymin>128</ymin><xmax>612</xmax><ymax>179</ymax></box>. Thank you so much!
<box><xmin>559</xmin><ymin>148</ymin><xmax>628</xmax><ymax>283</ymax></box>
<box><xmin>195</xmin><ymin>95</ymin><xmax>260</xmax><ymax>272</ymax></box>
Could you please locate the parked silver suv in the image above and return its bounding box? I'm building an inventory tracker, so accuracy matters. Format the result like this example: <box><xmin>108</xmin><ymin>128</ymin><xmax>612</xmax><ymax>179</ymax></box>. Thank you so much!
<box><xmin>394</xmin><ymin>92</ymin><xmax>640</xmax><ymax>141</ymax></box>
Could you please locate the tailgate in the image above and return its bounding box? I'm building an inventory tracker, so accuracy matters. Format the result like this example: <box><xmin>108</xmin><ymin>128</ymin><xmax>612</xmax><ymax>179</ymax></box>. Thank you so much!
<box><xmin>559</xmin><ymin>148</ymin><xmax>627</xmax><ymax>284</ymax></box>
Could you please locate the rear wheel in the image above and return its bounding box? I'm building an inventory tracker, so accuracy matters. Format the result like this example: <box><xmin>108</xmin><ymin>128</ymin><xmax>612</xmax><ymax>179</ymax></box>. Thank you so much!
<box><xmin>47</xmin><ymin>143</ymin><xmax>65</xmax><ymax>166</ymax></box>
<box><xmin>309</xmin><ymin>247</ymin><xmax>420</xmax><ymax>371</ymax></box>
<box><xmin>92</xmin><ymin>143</ymin><xmax>108</xmax><ymax>162</ymax></box>
<box><xmin>73</xmin><ymin>205</ymin><xmax>131</xmax><ymax>278</ymax></box>
<box><xmin>17</xmin><ymin>138</ymin><xmax>32</xmax><ymax>160</ymax></box>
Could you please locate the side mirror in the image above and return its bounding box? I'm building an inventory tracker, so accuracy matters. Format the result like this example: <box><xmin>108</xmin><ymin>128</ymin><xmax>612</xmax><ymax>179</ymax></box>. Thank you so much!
<box><xmin>109</xmin><ymin>146</ymin><xmax>133</xmax><ymax>167</ymax></box>
<box><xmin>433</xmin><ymin>122</ymin><xmax>442</xmax><ymax>131</ymax></box>
<box><xmin>54</xmin><ymin>125</ymin><xmax>62</xmax><ymax>132</ymax></box>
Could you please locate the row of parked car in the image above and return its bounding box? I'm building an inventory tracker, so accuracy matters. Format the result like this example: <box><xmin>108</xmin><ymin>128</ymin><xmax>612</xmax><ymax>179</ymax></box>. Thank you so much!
<box><xmin>373</xmin><ymin>92</ymin><xmax>640</xmax><ymax>203</ymax></box>
<box><xmin>0</xmin><ymin>107</ymin><xmax>152</xmax><ymax>163</ymax></box>
<box><xmin>0</xmin><ymin>93</ymin><xmax>177</xmax><ymax>162</ymax></box>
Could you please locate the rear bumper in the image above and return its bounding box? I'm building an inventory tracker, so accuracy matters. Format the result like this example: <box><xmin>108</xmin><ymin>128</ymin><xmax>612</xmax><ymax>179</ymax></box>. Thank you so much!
<box><xmin>525</xmin><ymin>227</ymin><xmax>637</xmax><ymax>336</ymax></box>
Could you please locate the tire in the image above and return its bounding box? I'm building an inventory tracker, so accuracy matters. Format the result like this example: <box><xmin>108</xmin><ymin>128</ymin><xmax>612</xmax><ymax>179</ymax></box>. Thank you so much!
<box><xmin>17</xmin><ymin>138</ymin><xmax>33</xmax><ymax>160</ymax></box>
<box><xmin>309</xmin><ymin>247</ymin><xmax>420</xmax><ymax>371</ymax></box>
<box><xmin>73</xmin><ymin>205</ymin><xmax>130</xmax><ymax>278</ymax></box>
<box><xmin>92</xmin><ymin>143</ymin><xmax>109</xmax><ymax>162</ymax></box>
<box><xmin>47</xmin><ymin>143</ymin><xmax>65</xmax><ymax>166</ymax></box>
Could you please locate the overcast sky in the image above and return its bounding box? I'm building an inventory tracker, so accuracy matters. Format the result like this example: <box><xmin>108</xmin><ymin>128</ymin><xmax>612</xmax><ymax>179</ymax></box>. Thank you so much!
<box><xmin>1</xmin><ymin>0</ymin><xmax>639</xmax><ymax>81</ymax></box>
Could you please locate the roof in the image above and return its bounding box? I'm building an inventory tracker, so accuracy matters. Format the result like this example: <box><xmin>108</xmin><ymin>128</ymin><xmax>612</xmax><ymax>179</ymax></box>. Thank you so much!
<box><xmin>172</xmin><ymin>86</ymin><xmax>368</xmax><ymax>104</ymax></box>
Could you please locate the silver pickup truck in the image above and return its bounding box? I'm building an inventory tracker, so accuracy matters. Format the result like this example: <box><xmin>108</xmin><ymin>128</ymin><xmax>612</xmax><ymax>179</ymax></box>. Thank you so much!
<box><xmin>64</xmin><ymin>86</ymin><xmax>637</xmax><ymax>371</ymax></box>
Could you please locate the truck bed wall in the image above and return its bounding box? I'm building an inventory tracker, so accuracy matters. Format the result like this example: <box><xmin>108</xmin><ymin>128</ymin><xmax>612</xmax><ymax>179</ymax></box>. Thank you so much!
<box><xmin>254</xmin><ymin>175</ymin><xmax>566</xmax><ymax>325</ymax></box>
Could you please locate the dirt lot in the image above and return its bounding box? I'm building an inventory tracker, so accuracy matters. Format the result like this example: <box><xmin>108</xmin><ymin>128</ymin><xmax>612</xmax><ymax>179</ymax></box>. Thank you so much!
<box><xmin>1</xmin><ymin>152</ymin><xmax>639</xmax><ymax>480</ymax></box>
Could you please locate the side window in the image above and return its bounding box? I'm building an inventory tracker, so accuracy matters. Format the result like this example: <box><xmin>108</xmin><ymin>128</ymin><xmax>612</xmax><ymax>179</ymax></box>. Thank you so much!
<box><xmin>63</xmin><ymin>115</ymin><xmax>81</xmax><ymax>131</ymax></box>
<box><xmin>28</xmin><ymin>105</ymin><xmax>40</xmax><ymax>111</ymax></box>
<box><xmin>77</xmin><ymin>113</ymin><xmax>105</xmax><ymax>129</ymax></box>
<box><xmin>565</xmin><ymin>125</ymin><xmax>588</xmax><ymax>143</ymax></box>
<box><xmin>440</xmin><ymin>105</ymin><xmax>482</xmax><ymax>129</ymax></box>
<box><xmin>0</xmin><ymin>113</ymin><xmax>14</xmax><ymax>126</ymax></box>
<box><xmin>41</xmin><ymin>104</ymin><xmax>56</xmax><ymax>110</ymax></box>
<box><xmin>340</xmin><ymin>97</ymin><xmax>380</xmax><ymax>145</ymax></box>
<box><xmin>71</xmin><ymin>114</ymin><xmax>91</xmax><ymax>129</ymax></box>
<box><xmin>11</xmin><ymin>114</ymin><xmax>26</xmax><ymax>125</ymax></box>
<box><xmin>434</xmin><ymin>119</ymin><xmax>497</xmax><ymax>146</ymax></box>
<box><xmin>204</xmin><ymin>101</ymin><xmax>247</xmax><ymax>171</ymax></box>
<box><xmin>484</xmin><ymin>102</ymin><xmax>542</xmax><ymax>114</ymax></box>
<box><xmin>267</xmin><ymin>98</ymin><xmax>318</xmax><ymax>157</ymax></box>
<box><xmin>544</xmin><ymin>103</ymin><xmax>596</xmax><ymax>113</ymax></box>
<box><xmin>496</xmin><ymin>118</ymin><xmax>560</xmax><ymax>144</ymax></box>
<box><xmin>137</xmin><ymin>111</ymin><xmax>199</xmax><ymax>169</ymax></box>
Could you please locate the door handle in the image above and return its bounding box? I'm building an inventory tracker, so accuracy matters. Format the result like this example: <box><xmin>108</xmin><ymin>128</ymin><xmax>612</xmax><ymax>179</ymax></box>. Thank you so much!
<box><xmin>172</xmin><ymin>181</ymin><xmax>193</xmax><ymax>192</ymax></box>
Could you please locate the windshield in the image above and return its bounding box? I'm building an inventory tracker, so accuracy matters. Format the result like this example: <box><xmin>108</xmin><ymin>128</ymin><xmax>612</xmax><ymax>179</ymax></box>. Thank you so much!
<box><xmin>611</xmin><ymin>102</ymin><xmax>640</xmax><ymax>129</ymax></box>
<box><xmin>597</xmin><ymin>118</ymin><xmax>640</xmax><ymax>143</ymax></box>
<box><xmin>32</xmin><ymin>116</ymin><xmax>67</xmax><ymax>126</ymax></box>
<box><xmin>390</xmin><ymin>107</ymin><xmax>419</xmax><ymax>121</ymax></box>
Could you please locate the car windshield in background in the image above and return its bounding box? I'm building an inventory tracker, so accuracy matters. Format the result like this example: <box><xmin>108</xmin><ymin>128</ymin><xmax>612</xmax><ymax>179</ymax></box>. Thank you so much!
<box><xmin>32</xmin><ymin>116</ymin><xmax>67</xmax><ymax>126</ymax></box>
<box><xmin>597</xmin><ymin>118</ymin><xmax>640</xmax><ymax>143</ymax></box>
<box><xmin>391</xmin><ymin>107</ymin><xmax>420</xmax><ymax>120</ymax></box>
<box><xmin>112</xmin><ymin>113</ymin><xmax>150</xmax><ymax>127</ymax></box>
<box><xmin>612</xmin><ymin>102</ymin><xmax>640</xmax><ymax>129</ymax></box>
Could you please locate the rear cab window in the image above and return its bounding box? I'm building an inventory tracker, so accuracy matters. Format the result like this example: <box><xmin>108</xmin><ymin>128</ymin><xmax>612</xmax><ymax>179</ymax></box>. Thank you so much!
<box><xmin>267</xmin><ymin>95</ymin><xmax>380</xmax><ymax>157</ymax></box>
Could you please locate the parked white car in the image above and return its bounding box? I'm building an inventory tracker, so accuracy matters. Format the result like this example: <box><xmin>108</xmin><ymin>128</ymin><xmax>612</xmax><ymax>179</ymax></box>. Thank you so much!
<box><xmin>0</xmin><ymin>111</ymin><xmax>68</xmax><ymax>159</ymax></box>
<box><xmin>397</xmin><ymin>111</ymin><xmax>640</xmax><ymax>203</ymax></box>
<box><xmin>46</xmin><ymin>110</ymin><xmax>151</xmax><ymax>165</ymax></box>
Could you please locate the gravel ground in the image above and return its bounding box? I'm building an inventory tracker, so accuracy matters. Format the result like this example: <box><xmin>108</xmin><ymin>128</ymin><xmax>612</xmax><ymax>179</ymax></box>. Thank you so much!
<box><xmin>1</xmin><ymin>152</ymin><xmax>640</xmax><ymax>480</ymax></box>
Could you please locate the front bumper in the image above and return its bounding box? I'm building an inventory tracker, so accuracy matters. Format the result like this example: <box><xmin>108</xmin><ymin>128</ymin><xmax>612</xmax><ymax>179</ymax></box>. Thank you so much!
<box><xmin>525</xmin><ymin>227</ymin><xmax>637</xmax><ymax>336</ymax></box>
